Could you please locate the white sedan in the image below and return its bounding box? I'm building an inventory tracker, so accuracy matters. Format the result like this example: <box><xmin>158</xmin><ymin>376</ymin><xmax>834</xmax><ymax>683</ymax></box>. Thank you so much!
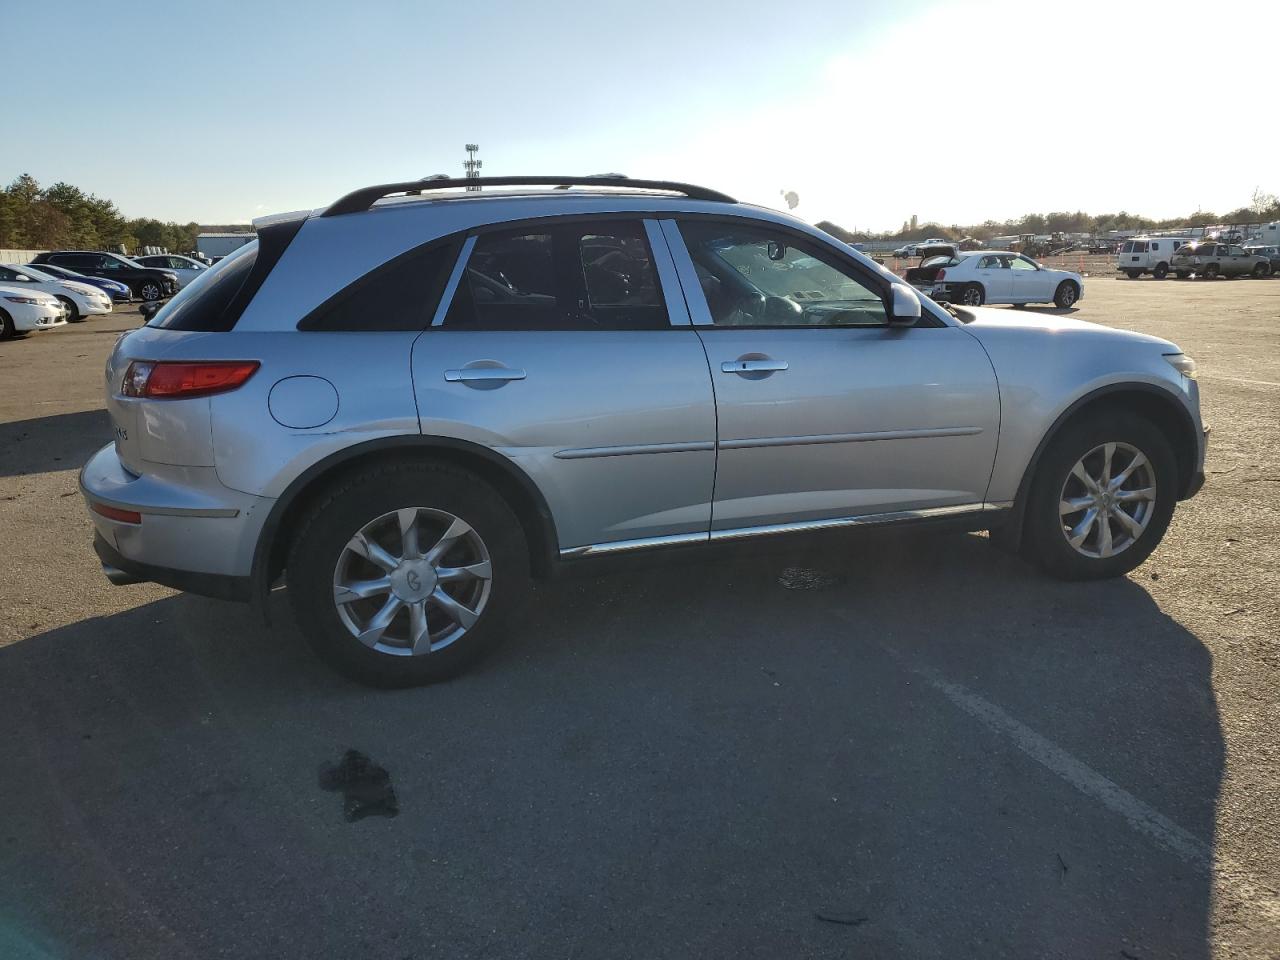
<box><xmin>909</xmin><ymin>250</ymin><xmax>1083</xmax><ymax>308</ymax></box>
<box><xmin>134</xmin><ymin>254</ymin><xmax>209</xmax><ymax>289</ymax></box>
<box><xmin>0</xmin><ymin>284</ymin><xmax>67</xmax><ymax>338</ymax></box>
<box><xmin>0</xmin><ymin>263</ymin><xmax>113</xmax><ymax>322</ymax></box>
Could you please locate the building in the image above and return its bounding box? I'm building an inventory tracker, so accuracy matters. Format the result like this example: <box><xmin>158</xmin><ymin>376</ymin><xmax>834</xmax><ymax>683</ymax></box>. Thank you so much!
<box><xmin>196</xmin><ymin>232</ymin><xmax>255</xmax><ymax>259</ymax></box>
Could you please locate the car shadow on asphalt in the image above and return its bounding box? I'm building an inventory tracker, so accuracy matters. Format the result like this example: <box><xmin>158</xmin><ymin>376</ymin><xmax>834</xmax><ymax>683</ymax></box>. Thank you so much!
<box><xmin>0</xmin><ymin>531</ymin><xmax>1222</xmax><ymax>960</ymax></box>
<box><xmin>0</xmin><ymin>409</ymin><xmax>111</xmax><ymax>479</ymax></box>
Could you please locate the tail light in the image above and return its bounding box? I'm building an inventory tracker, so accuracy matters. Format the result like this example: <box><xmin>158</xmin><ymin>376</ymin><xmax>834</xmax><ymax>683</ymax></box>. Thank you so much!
<box><xmin>91</xmin><ymin>502</ymin><xmax>142</xmax><ymax>524</ymax></box>
<box><xmin>121</xmin><ymin>360</ymin><xmax>259</xmax><ymax>399</ymax></box>
<box><xmin>935</xmin><ymin>269</ymin><xmax>947</xmax><ymax>281</ymax></box>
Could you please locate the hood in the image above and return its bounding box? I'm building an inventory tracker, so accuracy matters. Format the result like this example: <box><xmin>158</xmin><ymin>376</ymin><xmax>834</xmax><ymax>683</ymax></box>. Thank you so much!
<box><xmin>0</xmin><ymin>284</ymin><xmax>58</xmax><ymax>303</ymax></box>
<box><xmin>61</xmin><ymin>280</ymin><xmax>103</xmax><ymax>297</ymax></box>
<box><xmin>955</xmin><ymin>306</ymin><xmax>1177</xmax><ymax>351</ymax></box>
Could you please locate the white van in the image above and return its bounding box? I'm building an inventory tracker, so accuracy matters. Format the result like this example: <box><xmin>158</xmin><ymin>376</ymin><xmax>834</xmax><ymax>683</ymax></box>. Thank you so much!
<box><xmin>1115</xmin><ymin>236</ymin><xmax>1193</xmax><ymax>279</ymax></box>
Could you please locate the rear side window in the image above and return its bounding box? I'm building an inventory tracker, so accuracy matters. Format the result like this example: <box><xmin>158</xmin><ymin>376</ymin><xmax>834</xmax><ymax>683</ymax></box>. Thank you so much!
<box><xmin>442</xmin><ymin>220</ymin><xmax>669</xmax><ymax>330</ymax></box>
<box><xmin>301</xmin><ymin>241</ymin><xmax>460</xmax><ymax>332</ymax></box>
<box><xmin>148</xmin><ymin>242</ymin><xmax>257</xmax><ymax>330</ymax></box>
<box><xmin>1133</xmin><ymin>241</ymin><xmax>1148</xmax><ymax>253</ymax></box>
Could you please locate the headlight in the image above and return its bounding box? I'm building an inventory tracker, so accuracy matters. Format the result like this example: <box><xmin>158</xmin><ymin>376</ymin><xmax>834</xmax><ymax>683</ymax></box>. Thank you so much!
<box><xmin>1164</xmin><ymin>353</ymin><xmax>1197</xmax><ymax>380</ymax></box>
<box><xmin>4</xmin><ymin>295</ymin><xmax>45</xmax><ymax>305</ymax></box>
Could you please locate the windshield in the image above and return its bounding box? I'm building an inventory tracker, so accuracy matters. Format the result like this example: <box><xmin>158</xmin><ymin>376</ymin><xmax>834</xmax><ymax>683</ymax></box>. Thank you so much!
<box><xmin>12</xmin><ymin>265</ymin><xmax>59</xmax><ymax>282</ymax></box>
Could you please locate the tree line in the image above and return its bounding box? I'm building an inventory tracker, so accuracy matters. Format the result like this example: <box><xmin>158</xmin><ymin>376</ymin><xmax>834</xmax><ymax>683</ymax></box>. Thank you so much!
<box><xmin>0</xmin><ymin>173</ymin><xmax>249</xmax><ymax>254</ymax></box>
<box><xmin>821</xmin><ymin>188</ymin><xmax>1280</xmax><ymax>245</ymax></box>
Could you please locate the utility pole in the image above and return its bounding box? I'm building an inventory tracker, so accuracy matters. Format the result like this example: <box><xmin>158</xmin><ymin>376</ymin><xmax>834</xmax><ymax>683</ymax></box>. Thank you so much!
<box><xmin>464</xmin><ymin>144</ymin><xmax>482</xmax><ymax>191</ymax></box>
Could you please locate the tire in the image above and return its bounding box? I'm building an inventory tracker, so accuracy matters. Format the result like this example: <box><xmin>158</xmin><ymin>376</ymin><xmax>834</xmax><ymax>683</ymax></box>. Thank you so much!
<box><xmin>56</xmin><ymin>296</ymin><xmax>83</xmax><ymax>322</ymax></box>
<box><xmin>1126</xmin><ymin>270</ymin><xmax>1142</xmax><ymax>279</ymax></box>
<box><xmin>1152</xmin><ymin>262</ymin><xmax>1169</xmax><ymax>279</ymax></box>
<box><xmin>1053</xmin><ymin>281</ymin><xmax>1079</xmax><ymax>308</ymax></box>
<box><xmin>1254</xmin><ymin>263</ymin><xmax>1271</xmax><ymax>278</ymax></box>
<box><xmin>0</xmin><ymin>309</ymin><xmax>14</xmax><ymax>340</ymax></box>
<box><xmin>1203</xmin><ymin>264</ymin><xmax>1220</xmax><ymax>280</ymax></box>
<box><xmin>286</xmin><ymin>460</ymin><xmax>530</xmax><ymax>687</ymax></box>
<box><xmin>1023</xmin><ymin>412</ymin><xmax>1177</xmax><ymax>580</ymax></box>
<box><xmin>138</xmin><ymin>281</ymin><xmax>163</xmax><ymax>301</ymax></box>
<box><xmin>1175</xmin><ymin>271</ymin><xmax>1191</xmax><ymax>279</ymax></box>
<box><xmin>960</xmin><ymin>283</ymin><xmax>985</xmax><ymax>306</ymax></box>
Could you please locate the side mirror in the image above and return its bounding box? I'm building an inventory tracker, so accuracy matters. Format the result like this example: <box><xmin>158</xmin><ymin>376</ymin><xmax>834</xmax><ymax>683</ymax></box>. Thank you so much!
<box><xmin>889</xmin><ymin>283</ymin><xmax>922</xmax><ymax>326</ymax></box>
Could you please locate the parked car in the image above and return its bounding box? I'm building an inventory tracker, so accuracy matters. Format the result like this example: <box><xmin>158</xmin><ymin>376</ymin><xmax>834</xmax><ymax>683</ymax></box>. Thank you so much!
<box><xmin>1170</xmin><ymin>242</ymin><xmax>1272</xmax><ymax>279</ymax></box>
<box><xmin>80</xmin><ymin>175</ymin><xmax>1206</xmax><ymax>687</ymax></box>
<box><xmin>134</xmin><ymin>254</ymin><xmax>210</xmax><ymax>289</ymax></box>
<box><xmin>892</xmin><ymin>238</ymin><xmax>948</xmax><ymax>257</ymax></box>
<box><xmin>31</xmin><ymin>251</ymin><xmax>178</xmax><ymax>301</ymax></box>
<box><xmin>908</xmin><ymin>250</ymin><xmax>1083</xmax><ymax>308</ymax></box>
<box><xmin>0</xmin><ymin>264</ymin><xmax>112</xmax><ymax>322</ymax></box>
<box><xmin>27</xmin><ymin>262</ymin><xmax>132</xmax><ymax>302</ymax></box>
<box><xmin>1114</xmin><ymin>237</ymin><xmax>1193</xmax><ymax>279</ymax></box>
<box><xmin>1242</xmin><ymin>245</ymin><xmax>1280</xmax><ymax>276</ymax></box>
<box><xmin>0</xmin><ymin>284</ymin><xmax>67</xmax><ymax>338</ymax></box>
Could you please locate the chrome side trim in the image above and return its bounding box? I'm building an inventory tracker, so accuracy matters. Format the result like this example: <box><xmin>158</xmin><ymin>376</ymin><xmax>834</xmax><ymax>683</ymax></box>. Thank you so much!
<box><xmin>719</xmin><ymin>426</ymin><xmax>983</xmax><ymax>451</ymax></box>
<box><xmin>555</xmin><ymin>440</ymin><xmax>715</xmax><ymax>460</ymax></box>
<box><xmin>430</xmin><ymin>235</ymin><xmax>477</xmax><ymax>327</ymax></box>
<box><xmin>559</xmin><ymin>531</ymin><xmax>708</xmax><ymax>559</ymax></box>
<box><xmin>558</xmin><ymin>503</ymin><xmax>1006</xmax><ymax>558</ymax></box>
<box><xmin>710</xmin><ymin>503</ymin><xmax>997</xmax><ymax>542</ymax></box>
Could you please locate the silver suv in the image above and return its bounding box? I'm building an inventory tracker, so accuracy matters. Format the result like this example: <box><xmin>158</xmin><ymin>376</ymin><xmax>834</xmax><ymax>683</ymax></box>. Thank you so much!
<box><xmin>81</xmin><ymin>176</ymin><xmax>1207</xmax><ymax>687</ymax></box>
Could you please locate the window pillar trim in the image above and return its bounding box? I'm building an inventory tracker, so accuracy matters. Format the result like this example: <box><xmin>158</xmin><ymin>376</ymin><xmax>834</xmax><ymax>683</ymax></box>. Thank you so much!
<box><xmin>430</xmin><ymin>235</ymin><xmax>477</xmax><ymax>328</ymax></box>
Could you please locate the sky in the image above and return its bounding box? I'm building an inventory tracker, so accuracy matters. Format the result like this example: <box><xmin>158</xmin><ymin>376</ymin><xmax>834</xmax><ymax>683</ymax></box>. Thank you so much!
<box><xmin>8</xmin><ymin>0</ymin><xmax>1278</xmax><ymax>231</ymax></box>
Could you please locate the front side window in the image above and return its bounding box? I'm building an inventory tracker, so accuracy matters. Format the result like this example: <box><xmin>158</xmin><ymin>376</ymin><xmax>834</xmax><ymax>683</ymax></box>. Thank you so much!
<box><xmin>678</xmin><ymin>220</ymin><xmax>887</xmax><ymax>327</ymax></box>
<box><xmin>443</xmin><ymin>220</ymin><xmax>668</xmax><ymax>330</ymax></box>
<box><xmin>1010</xmin><ymin>256</ymin><xmax>1037</xmax><ymax>271</ymax></box>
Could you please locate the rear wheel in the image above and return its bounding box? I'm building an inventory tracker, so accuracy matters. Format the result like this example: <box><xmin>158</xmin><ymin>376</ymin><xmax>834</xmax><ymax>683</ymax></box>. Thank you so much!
<box><xmin>1254</xmin><ymin>263</ymin><xmax>1271</xmax><ymax>278</ymax></box>
<box><xmin>1053</xmin><ymin>281</ymin><xmax>1079</xmax><ymax>308</ymax></box>
<box><xmin>1152</xmin><ymin>262</ymin><xmax>1169</xmax><ymax>279</ymax></box>
<box><xmin>960</xmin><ymin>283</ymin><xmax>985</xmax><ymax>306</ymax></box>
<box><xmin>56</xmin><ymin>296</ymin><xmax>82</xmax><ymax>322</ymax></box>
<box><xmin>1126</xmin><ymin>270</ymin><xmax>1142</xmax><ymax>279</ymax></box>
<box><xmin>1024</xmin><ymin>413</ymin><xmax>1176</xmax><ymax>580</ymax></box>
<box><xmin>286</xmin><ymin>461</ymin><xmax>530</xmax><ymax>687</ymax></box>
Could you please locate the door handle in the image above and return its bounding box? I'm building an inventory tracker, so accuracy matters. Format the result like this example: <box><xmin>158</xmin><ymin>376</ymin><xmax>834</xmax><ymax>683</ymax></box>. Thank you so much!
<box><xmin>721</xmin><ymin>358</ymin><xmax>788</xmax><ymax>374</ymax></box>
<box><xmin>444</xmin><ymin>365</ymin><xmax>526</xmax><ymax>387</ymax></box>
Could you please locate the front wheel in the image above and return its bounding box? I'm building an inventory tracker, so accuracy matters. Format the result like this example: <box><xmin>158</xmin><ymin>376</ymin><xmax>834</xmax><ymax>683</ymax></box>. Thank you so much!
<box><xmin>1254</xmin><ymin>263</ymin><xmax>1271</xmax><ymax>278</ymax></box>
<box><xmin>1053</xmin><ymin>281</ymin><xmax>1079</xmax><ymax>308</ymax></box>
<box><xmin>56</xmin><ymin>296</ymin><xmax>83</xmax><ymax>322</ymax></box>
<box><xmin>0</xmin><ymin>309</ymin><xmax>14</xmax><ymax>340</ymax></box>
<box><xmin>286</xmin><ymin>460</ymin><xmax>530</xmax><ymax>687</ymax></box>
<box><xmin>1152</xmin><ymin>262</ymin><xmax>1169</xmax><ymax>279</ymax></box>
<box><xmin>960</xmin><ymin>283</ymin><xmax>985</xmax><ymax>306</ymax></box>
<box><xmin>1126</xmin><ymin>270</ymin><xmax>1142</xmax><ymax>279</ymax></box>
<box><xmin>138</xmin><ymin>281</ymin><xmax>163</xmax><ymax>301</ymax></box>
<box><xmin>1024</xmin><ymin>413</ymin><xmax>1176</xmax><ymax>580</ymax></box>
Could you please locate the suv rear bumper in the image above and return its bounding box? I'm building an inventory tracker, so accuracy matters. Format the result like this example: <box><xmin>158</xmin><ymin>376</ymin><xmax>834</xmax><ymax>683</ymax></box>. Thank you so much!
<box><xmin>80</xmin><ymin>443</ymin><xmax>270</xmax><ymax>597</ymax></box>
<box><xmin>93</xmin><ymin>533</ymin><xmax>250</xmax><ymax>601</ymax></box>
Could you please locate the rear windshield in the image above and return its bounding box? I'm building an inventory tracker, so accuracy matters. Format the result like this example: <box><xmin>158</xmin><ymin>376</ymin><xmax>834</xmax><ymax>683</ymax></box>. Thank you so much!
<box><xmin>147</xmin><ymin>241</ymin><xmax>256</xmax><ymax>330</ymax></box>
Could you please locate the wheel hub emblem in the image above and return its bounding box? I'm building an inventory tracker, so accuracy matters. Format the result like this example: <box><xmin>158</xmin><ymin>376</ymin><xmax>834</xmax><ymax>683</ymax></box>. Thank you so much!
<box><xmin>406</xmin><ymin>570</ymin><xmax>422</xmax><ymax>592</ymax></box>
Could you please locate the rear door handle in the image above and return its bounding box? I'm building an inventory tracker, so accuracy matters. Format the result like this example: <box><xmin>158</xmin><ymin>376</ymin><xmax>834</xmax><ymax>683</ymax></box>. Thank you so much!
<box><xmin>721</xmin><ymin>358</ymin><xmax>788</xmax><ymax>374</ymax></box>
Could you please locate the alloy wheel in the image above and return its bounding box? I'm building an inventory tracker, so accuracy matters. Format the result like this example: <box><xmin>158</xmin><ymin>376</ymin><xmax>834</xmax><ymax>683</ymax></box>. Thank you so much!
<box><xmin>332</xmin><ymin>507</ymin><xmax>493</xmax><ymax>656</ymax></box>
<box><xmin>1058</xmin><ymin>442</ymin><xmax>1157</xmax><ymax>559</ymax></box>
<box><xmin>962</xmin><ymin>285</ymin><xmax>983</xmax><ymax>306</ymax></box>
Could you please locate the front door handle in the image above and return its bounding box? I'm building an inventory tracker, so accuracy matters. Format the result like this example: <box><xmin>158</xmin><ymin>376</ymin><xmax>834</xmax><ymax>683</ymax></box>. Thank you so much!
<box><xmin>444</xmin><ymin>363</ymin><xmax>526</xmax><ymax>390</ymax></box>
<box><xmin>721</xmin><ymin>357</ymin><xmax>788</xmax><ymax>375</ymax></box>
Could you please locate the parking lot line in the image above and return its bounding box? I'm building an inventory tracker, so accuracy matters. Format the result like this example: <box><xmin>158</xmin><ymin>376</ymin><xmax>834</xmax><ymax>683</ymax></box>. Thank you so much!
<box><xmin>848</xmin><ymin>622</ymin><xmax>1280</xmax><ymax>926</ymax></box>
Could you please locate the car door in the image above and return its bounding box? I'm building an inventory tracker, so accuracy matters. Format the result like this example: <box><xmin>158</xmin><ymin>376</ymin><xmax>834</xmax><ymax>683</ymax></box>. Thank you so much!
<box><xmin>411</xmin><ymin>217</ymin><xmax>718</xmax><ymax>554</ymax></box>
<box><xmin>1226</xmin><ymin>245</ymin><xmax>1248</xmax><ymax>276</ymax></box>
<box><xmin>1008</xmin><ymin>254</ymin><xmax>1053</xmax><ymax>301</ymax></box>
<box><xmin>973</xmin><ymin>254</ymin><xmax>1012</xmax><ymax>301</ymax></box>
<box><xmin>662</xmin><ymin>217</ymin><xmax>1000</xmax><ymax>533</ymax></box>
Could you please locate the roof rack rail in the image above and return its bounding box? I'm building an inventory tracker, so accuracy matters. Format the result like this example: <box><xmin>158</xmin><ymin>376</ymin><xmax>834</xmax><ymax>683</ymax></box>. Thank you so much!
<box><xmin>322</xmin><ymin>176</ymin><xmax>736</xmax><ymax>217</ymax></box>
